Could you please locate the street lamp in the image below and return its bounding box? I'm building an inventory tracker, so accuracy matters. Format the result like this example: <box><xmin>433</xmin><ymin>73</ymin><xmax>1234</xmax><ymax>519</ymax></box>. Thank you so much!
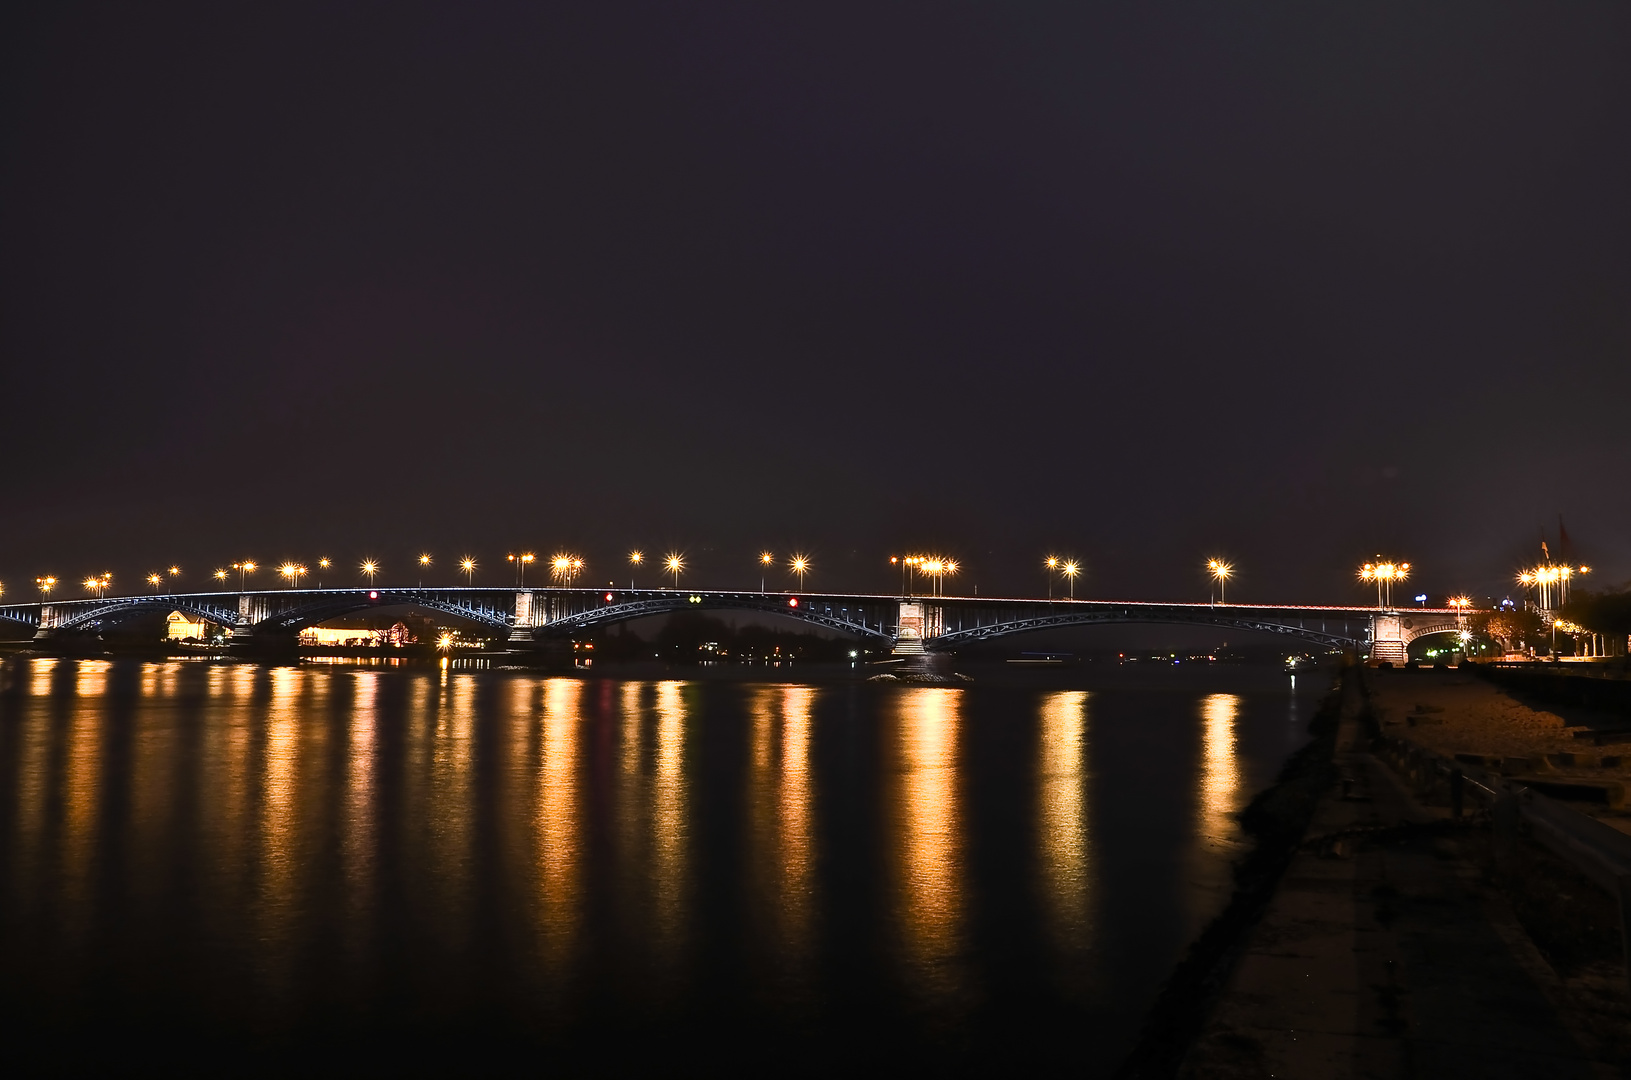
<box><xmin>233</xmin><ymin>561</ymin><xmax>257</xmax><ymax>591</ymax></box>
<box><xmin>551</xmin><ymin>555</ymin><xmax>584</xmax><ymax>587</ymax></box>
<box><xmin>789</xmin><ymin>555</ymin><xmax>810</xmax><ymax>591</ymax></box>
<box><xmin>317</xmin><ymin>557</ymin><xmax>330</xmax><ymax>587</ymax></box>
<box><xmin>1045</xmin><ymin>555</ymin><xmax>1059</xmax><ymax>600</ymax></box>
<box><xmin>418</xmin><ymin>553</ymin><xmax>432</xmax><ymax>587</ymax></box>
<box><xmin>360</xmin><ymin>559</ymin><xmax>379</xmax><ymax>585</ymax></box>
<box><xmin>507</xmin><ymin>552</ymin><xmax>535</xmax><ymax>586</ymax></box>
<box><xmin>629</xmin><ymin>551</ymin><xmax>643</xmax><ymax>589</ymax></box>
<box><xmin>1359</xmin><ymin>559</ymin><xmax>1409</xmax><ymax>609</ymax></box>
<box><xmin>1207</xmin><ymin>559</ymin><xmax>1233</xmax><ymax>605</ymax></box>
<box><xmin>279</xmin><ymin>562</ymin><xmax>306</xmax><ymax>589</ymax></box>
<box><xmin>761</xmin><ymin>552</ymin><xmax>773</xmax><ymax>593</ymax></box>
<box><xmin>148</xmin><ymin>573</ymin><xmax>162</xmax><ymax>593</ymax></box>
<box><xmin>214</xmin><ymin>569</ymin><xmax>228</xmax><ymax>587</ymax></box>
<box><xmin>36</xmin><ymin>576</ymin><xmax>56</xmax><ymax>602</ymax></box>
<box><xmin>1062</xmin><ymin>560</ymin><xmax>1080</xmax><ymax>599</ymax></box>
<box><xmin>666</xmin><ymin>553</ymin><xmax>685</xmax><ymax>588</ymax></box>
<box><xmin>168</xmin><ymin>566</ymin><xmax>181</xmax><ymax>593</ymax></box>
<box><xmin>461</xmin><ymin>557</ymin><xmax>477</xmax><ymax>586</ymax></box>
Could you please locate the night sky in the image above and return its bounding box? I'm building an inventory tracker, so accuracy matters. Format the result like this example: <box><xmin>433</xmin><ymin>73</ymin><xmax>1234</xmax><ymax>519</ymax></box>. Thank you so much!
<box><xmin>4</xmin><ymin>4</ymin><xmax>1628</xmax><ymax>603</ymax></box>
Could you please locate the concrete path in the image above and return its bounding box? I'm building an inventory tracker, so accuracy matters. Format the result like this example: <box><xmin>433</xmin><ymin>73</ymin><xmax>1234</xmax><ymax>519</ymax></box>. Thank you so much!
<box><xmin>1181</xmin><ymin>690</ymin><xmax>1619</xmax><ymax>1079</ymax></box>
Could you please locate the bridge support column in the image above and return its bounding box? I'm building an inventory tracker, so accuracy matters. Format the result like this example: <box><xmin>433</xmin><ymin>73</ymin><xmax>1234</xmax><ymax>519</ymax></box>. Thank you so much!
<box><xmin>508</xmin><ymin>591</ymin><xmax>537</xmax><ymax>647</ymax></box>
<box><xmin>892</xmin><ymin>601</ymin><xmax>943</xmax><ymax>655</ymax></box>
<box><xmin>31</xmin><ymin>604</ymin><xmax>61</xmax><ymax>643</ymax></box>
<box><xmin>1369</xmin><ymin>613</ymin><xmax>1406</xmax><ymax>665</ymax></box>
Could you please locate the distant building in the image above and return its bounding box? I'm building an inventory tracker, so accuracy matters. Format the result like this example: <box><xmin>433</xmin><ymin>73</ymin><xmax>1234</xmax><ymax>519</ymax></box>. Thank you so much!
<box><xmin>298</xmin><ymin>622</ymin><xmax>419</xmax><ymax>647</ymax></box>
<box><xmin>166</xmin><ymin>611</ymin><xmax>215</xmax><ymax>641</ymax></box>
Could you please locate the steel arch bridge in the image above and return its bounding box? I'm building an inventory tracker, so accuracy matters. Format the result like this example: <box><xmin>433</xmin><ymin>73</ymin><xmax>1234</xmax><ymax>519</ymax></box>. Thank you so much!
<box><xmin>2</xmin><ymin>586</ymin><xmax>1461</xmax><ymax>660</ymax></box>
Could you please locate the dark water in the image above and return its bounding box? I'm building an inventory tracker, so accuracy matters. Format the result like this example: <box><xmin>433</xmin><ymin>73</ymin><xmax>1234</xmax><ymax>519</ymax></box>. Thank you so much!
<box><xmin>0</xmin><ymin>658</ymin><xmax>1327</xmax><ymax>1074</ymax></box>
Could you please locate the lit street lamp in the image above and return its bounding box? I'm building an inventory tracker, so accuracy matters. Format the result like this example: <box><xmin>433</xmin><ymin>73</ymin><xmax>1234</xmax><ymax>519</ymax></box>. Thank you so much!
<box><xmin>508</xmin><ymin>552</ymin><xmax>535</xmax><ymax>586</ymax></box>
<box><xmin>761</xmin><ymin>552</ymin><xmax>773</xmax><ymax>593</ymax></box>
<box><xmin>789</xmin><ymin>555</ymin><xmax>810</xmax><ymax>591</ymax></box>
<box><xmin>1359</xmin><ymin>559</ymin><xmax>1409</xmax><ymax>609</ymax></box>
<box><xmin>1207</xmin><ymin>559</ymin><xmax>1233</xmax><ymax>605</ymax></box>
<box><xmin>36</xmin><ymin>576</ymin><xmax>56</xmax><ymax>602</ymax></box>
<box><xmin>360</xmin><ymin>559</ymin><xmax>379</xmax><ymax>585</ymax></box>
<box><xmin>629</xmin><ymin>551</ymin><xmax>642</xmax><ymax>589</ymax></box>
<box><xmin>419</xmin><ymin>553</ymin><xmax>432</xmax><ymax>587</ymax></box>
<box><xmin>317</xmin><ymin>557</ymin><xmax>330</xmax><ymax>587</ymax></box>
<box><xmin>551</xmin><ymin>555</ymin><xmax>584</xmax><ymax>587</ymax></box>
<box><xmin>666</xmin><ymin>553</ymin><xmax>685</xmax><ymax>588</ymax></box>
<box><xmin>1045</xmin><ymin>555</ymin><xmax>1059</xmax><ymax>600</ymax></box>
<box><xmin>461</xmin><ymin>557</ymin><xmax>477</xmax><ymax>586</ymax></box>
<box><xmin>279</xmin><ymin>562</ymin><xmax>307</xmax><ymax>589</ymax></box>
<box><xmin>168</xmin><ymin>566</ymin><xmax>181</xmax><ymax>593</ymax></box>
<box><xmin>214</xmin><ymin>569</ymin><xmax>228</xmax><ymax>587</ymax></box>
<box><xmin>1062</xmin><ymin>560</ymin><xmax>1080</xmax><ymax>599</ymax></box>
<box><xmin>233</xmin><ymin>561</ymin><xmax>257</xmax><ymax>591</ymax></box>
<box><xmin>148</xmin><ymin>573</ymin><xmax>162</xmax><ymax>593</ymax></box>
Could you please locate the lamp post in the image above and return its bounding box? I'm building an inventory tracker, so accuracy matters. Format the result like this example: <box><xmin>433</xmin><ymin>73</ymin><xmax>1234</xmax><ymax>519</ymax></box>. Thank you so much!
<box><xmin>789</xmin><ymin>555</ymin><xmax>809</xmax><ymax>592</ymax></box>
<box><xmin>418</xmin><ymin>554</ymin><xmax>432</xmax><ymax>587</ymax></box>
<box><xmin>317</xmin><ymin>558</ymin><xmax>330</xmax><ymax>587</ymax></box>
<box><xmin>761</xmin><ymin>552</ymin><xmax>773</xmax><ymax>593</ymax></box>
<box><xmin>168</xmin><ymin>566</ymin><xmax>181</xmax><ymax>594</ymax></box>
<box><xmin>666</xmin><ymin>554</ymin><xmax>684</xmax><ymax>589</ymax></box>
<box><xmin>629</xmin><ymin>551</ymin><xmax>642</xmax><ymax>589</ymax></box>
<box><xmin>1359</xmin><ymin>559</ymin><xmax>1409</xmax><ymax>609</ymax></box>
<box><xmin>361</xmin><ymin>560</ymin><xmax>379</xmax><ymax>586</ymax></box>
<box><xmin>1045</xmin><ymin>556</ymin><xmax>1059</xmax><ymax>600</ymax></box>
<box><xmin>279</xmin><ymin>562</ymin><xmax>306</xmax><ymax>590</ymax></box>
<box><xmin>1062</xmin><ymin>560</ymin><xmax>1080</xmax><ymax>599</ymax></box>
<box><xmin>461</xmin><ymin>557</ymin><xmax>477</xmax><ymax>586</ymax></box>
<box><xmin>148</xmin><ymin>573</ymin><xmax>162</xmax><ymax>593</ymax></box>
<box><xmin>1208</xmin><ymin>559</ymin><xmax>1233</xmax><ymax>605</ymax></box>
<box><xmin>233</xmin><ymin>561</ymin><xmax>257</xmax><ymax>591</ymax></box>
<box><xmin>36</xmin><ymin>576</ymin><xmax>56</xmax><ymax>603</ymax></box>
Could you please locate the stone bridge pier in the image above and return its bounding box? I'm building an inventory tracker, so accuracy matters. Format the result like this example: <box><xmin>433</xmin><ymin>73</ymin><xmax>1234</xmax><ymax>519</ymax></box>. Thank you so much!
<box><xmin>1366</xmin><ymin>611</ymin><xmax>1466</xmax><ymax>665</ymax></box>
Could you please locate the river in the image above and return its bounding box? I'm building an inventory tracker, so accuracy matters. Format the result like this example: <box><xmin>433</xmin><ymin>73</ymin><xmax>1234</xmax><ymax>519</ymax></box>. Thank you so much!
<box><xmin>0</xmin><ymin>657</ymin><xmax>1326</xmax><ymax>1074</ymax></box>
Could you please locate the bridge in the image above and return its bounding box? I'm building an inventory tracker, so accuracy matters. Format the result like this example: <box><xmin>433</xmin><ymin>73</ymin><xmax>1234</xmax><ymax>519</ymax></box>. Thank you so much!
<box><xmin>0</xmin><ymin>585</ymin><xmax>1467</xmax><ymax>662</ymax></box>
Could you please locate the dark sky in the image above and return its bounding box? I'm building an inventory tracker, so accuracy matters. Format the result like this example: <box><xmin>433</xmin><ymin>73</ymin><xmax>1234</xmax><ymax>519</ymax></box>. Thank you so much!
<box><xmin>4</xmin><ymin>4</ymin><xmax>1628</xmax><ymax>603</ymax></box>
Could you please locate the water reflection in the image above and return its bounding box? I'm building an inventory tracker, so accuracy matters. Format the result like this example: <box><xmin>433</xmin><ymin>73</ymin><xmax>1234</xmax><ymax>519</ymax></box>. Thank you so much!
<box><xmin>748</xmin><ymin>685</ymin><xmax>817</xmax><ymax>994</ymax></box>
<box><xmin>1037</xmin><ymin>690</ymin><xmax>1094</xmax><ymax>965</ymax></box>
<box><xmin>1197</xmin><ymin>693</ymin><xmax>1242</xmax><ymax>845</ymax></box>
<box><xmin>258</xmin><ymin>666</ymin><xmax>304</xmax><ymax>1000</ymax></box>
<box><xmin>0</xmin><ymin>657</ymin><xmax>1318</xmax><ymax>1072</ymax></box>
<box><xmin>890</xmin><ymin>687</ymin><xmax>964</xmax><ymax>998</ymax></box>
<box><xmin>651</xmin><ymin>681</ymin><xmax>688</xmax><ymax>974</ymax></box>
<box><xmin>538</xmin><ymin>678</ymin><xmax>582</xmax><ymax>972</ymax></box>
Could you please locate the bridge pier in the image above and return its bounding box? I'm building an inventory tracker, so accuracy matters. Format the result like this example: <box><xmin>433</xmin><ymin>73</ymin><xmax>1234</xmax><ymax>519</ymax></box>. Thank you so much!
<box><xmin>892</xmin><ymin>601</ymin><xmax>941</xmax><ymax>655</ymax></box>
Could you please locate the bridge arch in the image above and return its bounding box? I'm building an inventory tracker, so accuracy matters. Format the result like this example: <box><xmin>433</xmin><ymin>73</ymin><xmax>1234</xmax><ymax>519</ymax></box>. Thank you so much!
<box><xmin>49</xmin><ymin>597</ymin><xmax>240</xmax><ymax>635</ymax></box>
<box><xmin>526</xmin><ymin>592</ymin><xmax>894</xmax><ymax>644</ymax></box>
<box><xmin>928</xmin><ymin>607</ymin><xmax>1366</xmax><ymax>652</ymax></box>
<box><xmin>246</xmin><ymin>590</ymin><xmax>515</xmax><ymax>636</ymax></box>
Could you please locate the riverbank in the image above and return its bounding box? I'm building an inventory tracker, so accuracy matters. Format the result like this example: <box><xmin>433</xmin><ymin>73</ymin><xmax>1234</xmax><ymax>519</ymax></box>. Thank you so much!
<box><xmin>1120</xmin><ymin>666</ymin><xmax>1631</xmax><ymax>1078</ymax></box>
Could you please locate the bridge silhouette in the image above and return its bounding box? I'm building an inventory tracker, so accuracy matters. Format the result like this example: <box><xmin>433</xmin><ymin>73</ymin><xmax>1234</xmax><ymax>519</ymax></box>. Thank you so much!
<box><xmin>0</xmin><ymin>585</ymin><xmax>1469</xmax><ymax>663</ymax></box>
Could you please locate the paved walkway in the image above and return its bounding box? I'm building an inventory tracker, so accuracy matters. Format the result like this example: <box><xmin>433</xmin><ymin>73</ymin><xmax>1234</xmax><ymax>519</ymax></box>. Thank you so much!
<box><xmin>1181</xmin><ymin>688</ymin><xmax>1621</xmax><ymax>1079</ymax></box>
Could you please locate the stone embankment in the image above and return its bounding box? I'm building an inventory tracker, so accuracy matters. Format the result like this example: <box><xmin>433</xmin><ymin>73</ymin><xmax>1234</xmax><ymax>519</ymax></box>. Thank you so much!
<box><xmin>1120</xmin><ymin>665</ymin><xmax>1631</xmax><ymax>1079</ymax></box>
